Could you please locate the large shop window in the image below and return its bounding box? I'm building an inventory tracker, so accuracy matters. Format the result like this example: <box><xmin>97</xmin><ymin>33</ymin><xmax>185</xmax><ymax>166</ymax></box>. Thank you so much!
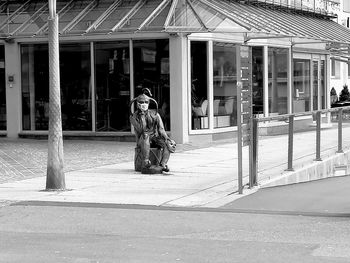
<box><xmin>21</xmin><ymin>44</ymin><xmax>92</xmax><ymax>131</ymax></box>
<box><xmin>252</xmin><ymin>47</ymin><xmax>264</xmax><ymax>115</ymax></box>
<box><xmin>293</xmin><ymin>59</ymin><xmax>311</xmax><ymax>113</ymax></box>
<box><xmin>95</xmin><ymin>41</ymin><xmax>130</xmax><ymax>132</ymax></box>
<box><xmin>213</xmin><ymin>42</ymin><xmax>237</xmax><ymax>128</ymax></box>
<box><xmin>133</xmin><ymin>40</ymin><xmax>170</xmax><ymax>131</ymax></box>
<box><xmin>0</xmin><ymin>45</ymin><xmax>5</xmax><ymax>130</ymax></box>
<box><xmin>191</xmin><ymin>41</ymin><xmax>208</xmax><ymax>130</ymax></box>
<box><xmin>268</xmin><ymin>48</ymin><xmax>288</xmax><ymax>115</ymax></box>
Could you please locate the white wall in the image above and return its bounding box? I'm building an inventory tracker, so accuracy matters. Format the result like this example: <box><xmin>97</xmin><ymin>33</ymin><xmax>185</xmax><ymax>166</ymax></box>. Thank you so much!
<box><xmin>5</xmin><ymin>42</ymin><xmax>21</xmax><ymax>138</ymax></box>
<box><xmin>169</xmin><ymin>34</ymin><xmax>189</xmax><ymax>144</ymax></box>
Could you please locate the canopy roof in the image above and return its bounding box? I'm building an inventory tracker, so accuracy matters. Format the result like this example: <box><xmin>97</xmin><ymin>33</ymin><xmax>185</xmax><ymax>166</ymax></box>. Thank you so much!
<box><xmin>1</xmin><ymin>0</ymin><xmax>350</xmax><ymax>56</ymax></box>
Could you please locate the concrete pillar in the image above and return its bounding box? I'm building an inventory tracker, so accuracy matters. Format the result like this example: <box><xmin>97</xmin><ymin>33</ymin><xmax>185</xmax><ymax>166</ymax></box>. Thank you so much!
<box><xmin>5</xmin><ymin>41</ymin><xmax>21</xmax><ymax>138</ymax></box>
<box><xmin>169</xmin><ymin>34</ymin><xmax>189</xmax><ymax>144</ymax></box>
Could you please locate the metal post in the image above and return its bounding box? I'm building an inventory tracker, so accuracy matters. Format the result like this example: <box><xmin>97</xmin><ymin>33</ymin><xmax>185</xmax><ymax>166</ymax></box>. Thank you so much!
<box><xmin>337</xmin><ymin>108</ymin><xmax>343</xmax><ymax>153</ymax></box>
<box><xmin>315</xmin><ymin>111</ymin><xmax>322</xmax><ymax>161</ymax></box>
<box><xmin>286</xmin><ymin>115</ymin><xmax>294</xmax><ymax>171</ymax></box>
<box><xmin>237</xmin><ymin>81</ymin><xmax>243</xmax><ymax>194</ymax></box>
<box><xmin>251</xmin><ymin>117</ymin><xmax>258</xmax><ymax>186</ymax></box>
<box><xmin>46</xmin><ymin>0</ymin><xmax>65</xmax><ymax>190</ymax></box>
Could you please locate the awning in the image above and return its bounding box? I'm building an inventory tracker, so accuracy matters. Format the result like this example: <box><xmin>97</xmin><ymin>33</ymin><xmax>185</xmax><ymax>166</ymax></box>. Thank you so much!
<box><xmin>1</xmin><ymin>0</ymin><xmax>350</xmax><ymax>56</ymax></box>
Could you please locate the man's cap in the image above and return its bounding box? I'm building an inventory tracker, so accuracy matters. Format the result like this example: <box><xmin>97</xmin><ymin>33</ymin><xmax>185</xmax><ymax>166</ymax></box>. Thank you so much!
<box><xmin>136</xmin><ymin>93</ymin><xmax>150</xmax><ymax>102</ymax></box>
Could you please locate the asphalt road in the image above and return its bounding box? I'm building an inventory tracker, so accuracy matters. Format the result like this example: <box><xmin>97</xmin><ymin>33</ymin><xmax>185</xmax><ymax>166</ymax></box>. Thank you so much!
<box><xmin>223</xmin><ymin>175</ymin><xmax>350</xmax><ymax>216</ymax></box>
<box><xmin>0</xmin><ymin>200</ymin><xmax>350</xmax><ymax>263</ymax></box>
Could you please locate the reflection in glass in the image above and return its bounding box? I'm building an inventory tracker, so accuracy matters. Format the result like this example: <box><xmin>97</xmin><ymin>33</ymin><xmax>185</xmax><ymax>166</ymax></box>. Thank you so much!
<box><xmin>21</xmin><ymin>43</ymin><xmax>92</xmax><ymax>131</ymax></box>
<box><xmin>21</xmin><ymin>44</ymin><xmax>49</xmax><ymax>130</ymax></box>
<box><xmin>268</xmin><ymin>48</ymin><xmax>288</xmax><ymax>115</ymax></box>
<box><xmin>61</xmin><ymin>44</ymin><xmax>92</xmax><ymax>130</ymax></box>
<box><xmin>293</xmin><ymin>59</ymin><xmax>311</xmax><ymax>113</ymax></box>
<box><xmin>133</xmin><ymin>39</ymin><xmax>170</xmax><ymax>130</ymax></box>
<box><xmin>213</xmin><ymin>42</ymin><xmax>237</xmax><ymax>128</ymax></box>
<box><xmin>191</xmin><ymin>41</ymin><xmax>208</xmax><ymax>130</ymax></box>
<box><xmin>252</xmin><ymin>47</ymin><xmax>263</xmax><ymax>115</ymax></box>
<box><xmin>0</xmin><ymin>46</ymin><xmax>5</xmax><ymax>130</ymax></box>
<box><xmin>95</xmin><ymin>41</ymin><xmax>130</xmax><ymax>132</ymax></box>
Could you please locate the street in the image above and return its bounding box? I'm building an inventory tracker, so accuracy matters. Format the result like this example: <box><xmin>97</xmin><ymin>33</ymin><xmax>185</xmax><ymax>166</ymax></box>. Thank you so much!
<box><xmin>1</xmin><ymin>138</ymin><xmax>350</xmax><ymax>262</ymax></box>
<box><xmin>0</xmin><ymin>199</ymin><xmax>350</xmax><ymax>263</ymax></box>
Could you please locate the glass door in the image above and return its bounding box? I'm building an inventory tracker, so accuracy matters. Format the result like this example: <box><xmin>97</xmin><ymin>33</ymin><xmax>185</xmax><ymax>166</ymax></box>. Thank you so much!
<box><xmin>95</xmin><ymin>41</ymin><xmax>130</xmax><ymax>132</ymax></box>
<box><xmin>293</xmin><ymin>59</ymin><xmax>311</xmax><ymax>113</ymax></box>
<box><xmin>312</xmin><ymin>59</ymin><xmax>326</xmax><ymax>110</ymax></box>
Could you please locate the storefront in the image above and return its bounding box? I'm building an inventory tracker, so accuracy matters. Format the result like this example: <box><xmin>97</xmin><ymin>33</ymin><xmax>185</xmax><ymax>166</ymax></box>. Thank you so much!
<box><xmin>1</xmin><ymin>0</ymin><xmax>350</xmax><ymax>143</ymax></box>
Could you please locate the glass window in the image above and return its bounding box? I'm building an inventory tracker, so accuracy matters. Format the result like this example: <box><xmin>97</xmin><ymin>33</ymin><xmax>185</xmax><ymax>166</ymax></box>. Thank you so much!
<box><xmin>21</xmin><ymin>44</ymin><xmax>49</xmax><ymax>130</ymax></box>
<box><xmin>331</xmin><ymin>58</ymin><xmax>340</xmax><ymax>78</ymax></box>
<box><xmin>0</xmin><ymin>45</ymin><xmax>5</xmax><ymax>130</ymax></box>
<box><xmin>268</xmin><ymin>48</ymin><xmax>288</xmax><ymax>115</ymax></box>
<box><xmin>95</xmin><ymin>41</ymin><xmax>130</xmax><ymax>132</ymax></box>
<box><xmin>252</xmin><ymin>47</ymin><xmax>264</xmax><ymax>115</ymax></box>
<box><xmin>61</xmin><ymin>44</ymin><xmax>92</xmax><ymax>131</ymax></box>
<box><xmin>190</xmin><ymin>41</ymin><xmax>208</xmax><ymax>130</ymax></box>
<box><xmin>21</xmin><ymin>43</ymin><xmax>92</xmax><ymax>131</ymax></box>
<box><xmin>213</xmin><ymin>42</ymin><xmax>237</xmax><ymax>128</ymax></box>
<box><xmin>293</xmin><ymin>59</ymin><xmax>311</xmax><ymax>113</ymax></box>
<box><xmin>133</xmin><ymin>39</ymin><xmax>170</xmax><ymax>131</ymax></box>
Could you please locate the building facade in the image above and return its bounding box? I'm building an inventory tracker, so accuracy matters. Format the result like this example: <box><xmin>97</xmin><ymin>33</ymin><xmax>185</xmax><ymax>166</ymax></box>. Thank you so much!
<box><xmin>0</xmin><ymin>0</ymin><xmax>349</xmax><ymax>144</ymax></box>
<box><xmin>329</xmin><ymin>0</ymin><xmax>350</xmax><ymax>96</ymax></box>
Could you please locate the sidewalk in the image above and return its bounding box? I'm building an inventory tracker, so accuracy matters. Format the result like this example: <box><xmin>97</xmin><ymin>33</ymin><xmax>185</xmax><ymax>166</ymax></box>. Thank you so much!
<box><xmin>0</xmin><ymin>141</ymin><xmax>241</xmax><ymax>207</ymax></box>
<box><xmin>1</xmin><ymin>124</ymin><xmax>350</xmax><ymax>208</ymax></box>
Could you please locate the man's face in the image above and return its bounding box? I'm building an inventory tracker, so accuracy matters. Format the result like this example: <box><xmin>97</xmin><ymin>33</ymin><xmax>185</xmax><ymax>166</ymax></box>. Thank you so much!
<box><xmin>137</xmin><ymin>100</ymin><xmax>149</xmax><ymax>112</ymax></box>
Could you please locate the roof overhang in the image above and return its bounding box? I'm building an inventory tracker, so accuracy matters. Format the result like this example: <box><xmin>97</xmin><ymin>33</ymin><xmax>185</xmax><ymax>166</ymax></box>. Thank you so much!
<box><xmin>1</xmin><ymin>0</ymin><xmax>350</xmax><ymax>58</ymax></box>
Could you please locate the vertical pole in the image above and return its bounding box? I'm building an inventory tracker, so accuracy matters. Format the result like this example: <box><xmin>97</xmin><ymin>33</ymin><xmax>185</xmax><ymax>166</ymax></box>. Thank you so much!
<box><xmin>337</xmin><ymin>108</ymin><xmax>343</xmax><ymax>153</ymax></box>
<box><xmin>236</xmin><ymin>45</ymin><xmax>243</xmax><ymax>194</ymax></box>
<box><xmin>237</xmin><ymin>82</ymin><xmax>243</xmax><ymax>194</ymax></box>
<box><xmin>287</xmin><ymin>46</ymin><xmax>293</xmax><ymax>114</ymax></box>
<box><xmin>251</xmin><ymin>117</ymin><xmax>258</xmax><ymax>186</ymax></box>
<box><xmin>46</xmin><ymin>0</ymin><xmax>65</xmax><ymax>190</ymax></box>
<box><xmin>263</xmin><ymin>46</ymin><xmax>269</xmax><ymax>117</ymax></box>
<box><xmin>286</xmin><ymin>115</ymin><xmax>294</xmax><ymax>171</ymax></box>
<box><xmin>315</xmin><ymin>111</ymin><xmax>322</xmax><ymax>161</ymax></box>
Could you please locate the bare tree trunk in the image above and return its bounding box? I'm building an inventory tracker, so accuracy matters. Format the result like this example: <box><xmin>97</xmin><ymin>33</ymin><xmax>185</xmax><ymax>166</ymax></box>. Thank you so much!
<box><xmin>46</xmin><ymin>1</ymin><xmax>65</xmax><ymax>190</ymax></box>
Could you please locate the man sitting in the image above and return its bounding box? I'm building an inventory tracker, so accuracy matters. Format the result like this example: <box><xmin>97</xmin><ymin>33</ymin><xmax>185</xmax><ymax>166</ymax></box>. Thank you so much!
<box><xmin>130</xmin><ymin>89</ymin><xmax>176</xmax><ymax>173</ymax></box>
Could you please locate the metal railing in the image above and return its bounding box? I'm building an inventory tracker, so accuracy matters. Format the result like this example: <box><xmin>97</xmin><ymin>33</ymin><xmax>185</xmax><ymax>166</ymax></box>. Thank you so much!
<box><xmin>250</xmin><ymin>106</ymin><xmax>350</xmax><ymax>186</ymax></box>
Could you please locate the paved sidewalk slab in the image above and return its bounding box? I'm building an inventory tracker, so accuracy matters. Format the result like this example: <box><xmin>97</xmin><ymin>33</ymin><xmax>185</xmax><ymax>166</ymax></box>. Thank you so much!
<box><xmin>1</xmin><ymin>125</ymin><xmax>350</xmax><ymax>208</ymax></box>
<box><xmin>0</xmin><ymin>146</ymin><xmax>241</xmax><ymax>207</ymax></box>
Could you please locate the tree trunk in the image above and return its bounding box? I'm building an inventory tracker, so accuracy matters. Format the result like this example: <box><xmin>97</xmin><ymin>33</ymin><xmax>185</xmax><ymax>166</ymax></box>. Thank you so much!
<box><xmin>46</xmin><ymin>3</ymin><xmax>65</xmax><ymax>190</ymax></box>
